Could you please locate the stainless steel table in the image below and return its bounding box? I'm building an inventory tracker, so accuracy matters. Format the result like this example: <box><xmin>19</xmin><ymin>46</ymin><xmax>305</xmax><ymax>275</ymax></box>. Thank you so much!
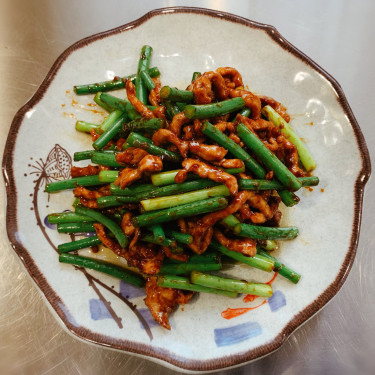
<box><xmin>1</xmin><ymin>1</ymin><xmax>374</xmax><ymax>374</ymax></box>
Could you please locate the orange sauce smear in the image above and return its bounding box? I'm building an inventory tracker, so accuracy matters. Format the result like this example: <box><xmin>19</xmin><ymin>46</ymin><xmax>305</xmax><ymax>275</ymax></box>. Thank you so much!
<box><xmin>70</xmin><ymin>98</ymin><xmax>105</xmax><ymax>115</ymax></box>
<box><xmin>243</xmin><ymin>294</ymin><xmax>258</xmax><ymax>303</ymax></box>
<box><xmin>63</xmin><ymin>112</ymin><xmax>76</xmax><ymax>119</ymax></box>
<box><xmin>62</xmin><ymin>91</ymin><xmax>106</xmax><ymax>116</ymax></box>
<box><xmin>266</xmin><ymin>272</ymin><xmax>278</xmax><ymax>286</ymax></box>
<box><xmin>221</xmin><ymin>300</ymin><xmax>267</xmax><ymax>319</ymax></box>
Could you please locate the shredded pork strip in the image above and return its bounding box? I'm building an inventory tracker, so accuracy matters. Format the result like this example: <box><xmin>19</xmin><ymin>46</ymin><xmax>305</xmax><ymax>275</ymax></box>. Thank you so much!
<box><xmin>214</xmin><ymin>229</ymin><xmax>256</xmax><ymax>257</ymax></box>
<box><xmin>152</xmin><ymin>105</ymin><xmax>166</xmax><ymax>119</ymax></box>
<box><xmin>115</xmin><ymin>138</ymin><xmax>127</xmax><ymax>150</ymax></box>
<box><xmin>148</xmin><ymin>77</ymin><xmax>162</xmax><ymax>106</ymax></box>
<box><xmin>77</xmin><ymin>198</ymin><xmax>99</xmax><ymax>208</ymax></box>
<box><xmin>180</xmin><ymin>219</ymin><xmax>214</xmax><ymax>255</ymax></box>
<box><xmin>124</xmin><ymin>236</ymin><xmax>164</xmax><ymax>275</ymax></box>
<box><xmin>144</xmin><ymin>277</ymin><xmax>193</xmax><ymax>330</ymax></box>
<box><xmin>73</xmin><ymin>185</ymin><xmax>111</xmax><ymax>200</ymax></box>
<box><xmin>216</xmin><ymin>67</ymin><xmax>244</xmax><ymax>88</ymax></box>
<box><xmin>191</xmin><ymin>71</ymin><xmax>229</xmax><ymax>104</ymax></box>
<box><xmin>115</xmin><ymin>147</ymin><xmax>149</xmax><ymax>166</ymax></box>
<box><xmin>120</xmin><ymin>212</ymin><xmax>136</xmax><ymax>237</ymax></box>
<box><xmin>152</xmin><ymin>129</ymin><xmax>189</xmax><ymax>158</ymax></box>
<box><xmin>162</xmin><ymin>246</ymin><xmax>189</xmax><ymax>263</ymax></box>
<box><xmin>213</xmin><ymin>159</ymin><xmax>244</xmax><ymax>169</ymax></box>
<box><xmin>189</xmin><ymin>142</ymin><xmax>228</xmax><ymax>162</ymax></box>
<box><xmin>201</xmin><ymin>191</ymin><xmax>251</xmax><ymax>227</ymax></box>
<box><xmin>236</xmin><ymin>115</ymin><xmax>271</xmax><ymax>132</ymax></box>
<box><xmin>259</xmin><ymin>95</ymin><xmax>291</xmax><ymax>123</ymax></box>
<box><xmin>214</xmin><ymin>121</ymin><xmax>235</xmax><ymax>132</ymax></box>
<box><xmin>114</xmin><ymin>154</ymin><xmax>163</xmax><ymax>189</ymax></box>
<box><xmin>182</xmin><ymin>119</ymin><xmax>205</xmax><ymax>143</ymax></box>
<box><xmin>70</xmin><ymin>164</ymin><xmax>99</xmax><ymax>177</ymax></box>
<box><xmin>239</xmin><ymin>203</ymin><xmax>267</xmax><ymax>224</ymax></box>
<box><xmin>246</xmin><ymin>191</ymin><xmax>274</xmax><ymax>221</ymax></box>
<box><xmin>169</xmin><ymin>112</ymin><xmax>190</xmax><ymax>136</ymax></box>
<box><xmin>89</xmin><ymin>129</ymin><xmax>100</xmax><ymax>142</ymax></box>
<box><xmin>175</xmin><ymin>158</ymin><xmax>238</xmax><ymax>195</ymax></box>
<box><xmin>93</xmin><ymin>223</ymin><xmax>125</xmax><ymax>256</ymax></box>
<box><xmin>283</xmin><ymin>138</ymin><xmax>306</xmax><ymax>177</ymax></box>
<box><xmin>229</xmin><ymin>88</ymin><xmax>261</xmax><ymax>120</ymax></box>
<box><xmin>125</xmin><ymin>79</ymin><xmax>155</xmax><ymax>118</ymax></box>
<box><xmin>213</xmin><ymin>120</ymin><xmax>244</xmax><ymax>146</ymax></box>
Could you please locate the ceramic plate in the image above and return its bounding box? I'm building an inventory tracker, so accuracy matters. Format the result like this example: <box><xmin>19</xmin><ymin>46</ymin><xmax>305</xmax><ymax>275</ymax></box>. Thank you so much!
<box><xmin>2</xmin><ymin>7</ymin><xmax>371</xmax><ymax>373</ymax></box>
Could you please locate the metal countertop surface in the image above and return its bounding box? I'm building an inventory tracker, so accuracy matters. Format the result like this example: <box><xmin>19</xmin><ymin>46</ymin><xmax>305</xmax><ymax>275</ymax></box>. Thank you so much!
<box><xmin>1</xmin><ymin>0</ymin><xmax>374</xmax><ymax>374</ymax></box>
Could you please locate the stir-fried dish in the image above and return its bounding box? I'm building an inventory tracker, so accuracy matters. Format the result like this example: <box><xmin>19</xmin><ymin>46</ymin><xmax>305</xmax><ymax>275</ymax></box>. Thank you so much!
<box><xmin>46</xmin><ymin>46</ymin><xmax>318</xmax><ymax>330</ymax></box>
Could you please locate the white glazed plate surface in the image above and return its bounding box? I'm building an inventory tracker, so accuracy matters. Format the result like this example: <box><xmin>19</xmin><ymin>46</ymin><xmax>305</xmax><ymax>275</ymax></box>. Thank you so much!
<box><xmin>2</xmin><ymin>7</ymin><xmax>371</xmax><ymax>373</ymax></box>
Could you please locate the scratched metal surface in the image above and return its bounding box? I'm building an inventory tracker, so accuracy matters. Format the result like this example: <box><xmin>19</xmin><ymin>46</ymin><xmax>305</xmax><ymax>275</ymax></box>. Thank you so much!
<box><xmin>1</xmin><ymin>0</ymin><xmax>374</xmax><ymax>374</ymax></box>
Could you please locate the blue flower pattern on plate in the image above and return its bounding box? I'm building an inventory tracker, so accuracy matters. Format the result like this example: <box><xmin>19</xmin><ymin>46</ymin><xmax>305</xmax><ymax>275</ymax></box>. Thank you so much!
<box><xmin>214</xmin><ymin>321</ymin><xmax>262</xmax><ymax>347</ymax></box>
<box><xmin>268</xmin><ymin>290</ymin><xmax>287</xmax><ymax>312</ymax></box>
<box><xmin>89</xmin><ymin>299</ymin><xmax>113</xmax><ymax>320</ymax></box>
<box><xmin>120</xmin><ymin>280</ymin><xmax>146</xmax><ymax>299</ymax></box>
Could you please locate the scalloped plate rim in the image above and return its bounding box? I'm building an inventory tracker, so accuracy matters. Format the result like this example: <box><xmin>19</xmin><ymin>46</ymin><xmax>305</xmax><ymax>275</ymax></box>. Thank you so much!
<box><xmin>2</xmin><ymin>6</ymin><xmax>371</xmax><ymax>373</ymax></box>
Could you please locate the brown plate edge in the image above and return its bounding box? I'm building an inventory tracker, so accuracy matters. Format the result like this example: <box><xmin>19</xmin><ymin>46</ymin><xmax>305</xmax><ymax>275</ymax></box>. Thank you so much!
<box><xmin>1</xmin><ymin>6</ymin><xmax>371</xmax><ymax>373</ymax></box>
